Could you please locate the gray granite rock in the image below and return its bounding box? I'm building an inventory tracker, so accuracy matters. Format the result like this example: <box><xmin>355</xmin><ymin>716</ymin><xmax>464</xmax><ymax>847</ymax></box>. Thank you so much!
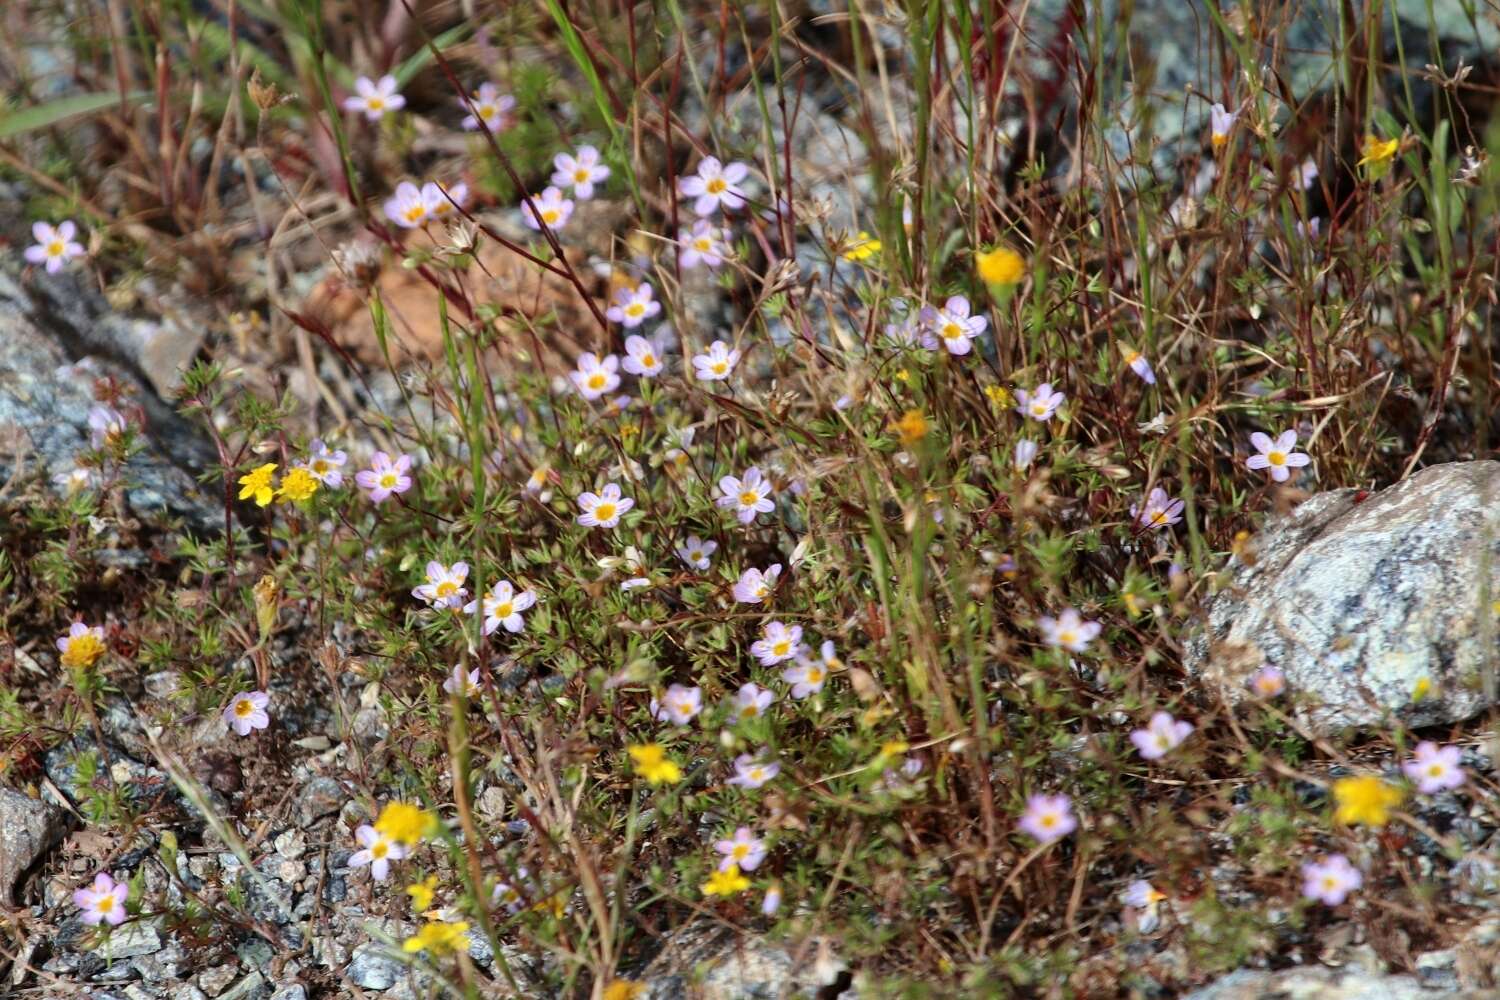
<box><xmin>90</xmin><ymin>922</ymin><xmax>163</xmax><ymax>961</ymax></box>
<box><xmin>0</xmin><ymin>786</ymin><xmax>67</xmax><ymax>904</ymax></box>
<box><xmin>347</xmin><ymin>943</ymin><xmax>403</xmax><ymax>990</ymax></box>
<box><xmin>638</xmin><ymin>923</ymin><xmax>847</xmax><ymax>1000</ymax></box>
<box><xmin>1187</xmin><ymin>462</ymin><xmax>1500</xmax><ymax>735</ymax></box>
<box><xmin>1183</xmin><ymin>965</ymin><xmax>1491</xmax><ymax>999</ymax></box>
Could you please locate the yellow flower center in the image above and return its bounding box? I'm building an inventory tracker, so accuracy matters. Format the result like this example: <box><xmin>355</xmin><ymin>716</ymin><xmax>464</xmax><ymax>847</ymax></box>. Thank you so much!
<box><xmin>1057</xmin><ymin>630</ymin><xmax>1077</xmax><ymax>646</ymax></box>
<box><xmin>641</xmin><ymin>353</ymin><xmax>656</xmax><ymax>367</ymax></box>
<box><xmin>587</xmin><ymin>373</ymin><xmax>606</xmax><ymax>390</ymax></box>
<box><xmin>372</xmin><ymin>841</ymin><xmax>388</xmax><ymax>859</ymax></box>
<box><xmin>1031</xmin><ymin>402</ymin><xmax>1049</xmax><ymax>416</ymax></box>
<box><xmin>740</xmin><ymin>704</ymin><xmax>759</xmax><ymax>718</ymax></box>
<box><xmin>732</xmin><ymin>844</ymin><xmax>750</xmax><ymax>860</ymax></box>
<box><xmin>706</xmin><ymin>177</ymin><xmax>727</xmax><ymax>194</ymax></box>
<box><xmin>753</xmin><ymin>582</ymin><xmax>769</xmax><ymax>598</ymax></box>
<box><xmin>1322</xmin><ymin>876</ymin><xmax>1338</xmax><ymax>890</ymax></box>
<box><xmin>771</xmin><ymin>640</ymin><xmax>790</xmax><ymax>657</ymax></box>
<box><xmin>710</xmin><ymin>361</ymin><xmax>727</xmax><ymax>375</ymax></box>
<box><xmin>574</xmin><ymin>168</ymin><xmax>590</xmax><ymax>182</ymax></box>
<box><xmin>435</xmin><ymin>581</ymin><xmax>457</xmax><ymax>598</ymax></box>
<box><xmin>403</xmin><ymin>205</ymin><xmax>426</xmax><ymax>223</ymax></box>
<box><xmin>942</xmin><ymin>322</ymin><xmax>961</xmax><ymax>340</ymax></box>
<box><xmin>1150</xmin><ymin>510</ymin><xmax>1169</xmax><ymax>526</ymax></box>
<box><xmin>235</xmin><ymin>699</ymin><xmax>254</xmax><ymax>718</ymax></box>
<box><xmin>625</xmin><ymin>302</ymin><xmax>645</xmax><ymax>317</ymax></box>
<box><xmin>1268</xmin><ymin>451</ymin><xmax>1286</xmax><ymax>466</ymax></box>
<box><xmin>380</xmin><ymin>473</ymin><xmax>398</xmax><ymax>488</ymax></box>
<box><xmin>1428</xmin><ymin>764</ymin><xmax>1444</xmax><ymax>777</ymax></box>
<box><xmin>542</xmin><ymin>209</ymin><xmax>560</xmax><ymax>224</ymax></box>
<box><xmin>739</xmin><ymin>490</ymin><xmax>760</xmax><ymax>506</ymax></box>
<box><xmin>806</xmin><ymin>667</ymin><xmax>823</xmax><ymax>684</ymax></box>
<box><xmin>1040</xmin><ymin>814</ymin><xmax>1057</xmax><ymax>828</ymax></box>
<box><xmin>48</xmin><ymin>240</ymin><xmax>64</xmax><ymax>256</ymax></box>
<box><xmin>593</xmin><ymin>502</ymin><xmax>616</xmax><ymax>522</ymax></box>
<box><xmin>367</xmin><ymin>97</ymin><xmax>385</xmax><ymax>111</ymax></box>
<box><xmin>694</xmin><ymin>238</ymin><xmax>711</xmax><ymax>251</ymax></box>
<box><xmin>313</xmin><ymin>459</ymin><xmax>330</xmax><ymax>473</ymax></box>
<box><xmin>749</xmin><ymin>768</ymin><xmax>765</xmax><ymax>781</ymax></box>
<box><xmin>97</xmin><ymin>895</ymin><xmax>115</xmax><ymax>913</ymax></box>
<box><xmin>495</xmin><ymin>602</ymin><xmax>514</xmax><ymax>618</ymax></box>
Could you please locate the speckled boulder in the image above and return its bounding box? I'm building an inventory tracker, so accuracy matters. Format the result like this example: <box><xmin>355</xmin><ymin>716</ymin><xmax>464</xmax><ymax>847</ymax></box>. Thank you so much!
<box><xmin>1187</xmin><ymin>462</ymin><xmax>1500</xmax><ymax>736</ymax></box>
<box><xmin>1183</xmin><ymin>965</ymin><xmax>1491</xmax><ymax>1000</ymax></box>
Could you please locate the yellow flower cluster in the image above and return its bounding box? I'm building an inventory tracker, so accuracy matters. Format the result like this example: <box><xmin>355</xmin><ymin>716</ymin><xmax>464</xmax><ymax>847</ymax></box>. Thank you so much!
<box><xmin>1332</xmin><ymin>774</ymin><xmax>1403</xmax><ymax>828</ymax></box>
<box><xmin>60</xmin><ymin>632</ymin><xmax>107</xmax><ymax>669</ymax></box>
<box><xmin>375</xmin><ymin>801</ymin><xmax>438</xmax><ymax>845</ymax></box>
<box><xmin>236</xmin><ymin>462</ymin><xmax>321</xmax><ymax>507</ymax></box>
<box><xmin>627</xmin><ymin>743</ymin><xmax>682</xmax><ymax>786</ymax></box>
<box><xmin>893</xmin><ymin>409</ymin><xmax>929</xmax><ymax>446</ymax></box>
<box><xmin>976</xmin><ymin>245</ymin><xmax>1026</xmax><ymax>285</ymax></box>
<box><xmin>842</xmin><ymin>231</ymin><xmax>881</xmax><ymax>262</ymax></box>
<box><xmin>701</xmin><ymin>864</ymin><xmax>751</xmax><ymax>897</ymax></box>
<box><xmin>402</xmin><ymin>919</ymin><xmax>469</xmax><ymax>956</ymax></box>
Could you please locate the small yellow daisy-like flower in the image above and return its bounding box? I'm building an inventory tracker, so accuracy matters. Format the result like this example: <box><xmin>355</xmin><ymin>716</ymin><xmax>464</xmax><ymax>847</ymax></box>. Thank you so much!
<box><xmin>627</xmin><ymin>743</ymin><xmax>683</xmax><ymax>786</ymax></box>
<box><xmin>401</xmin><ymin>919</ymin><xmax>470</xmax><ymax>956</ymax></box>
<box><xmin>893</xmin><ymin>369</ymin><xmax>910</xmax><ymax>383</ymax></box>
<box><xmin>1357</xmin><ymin>135</ymin><xmax>1399</xmax><ymax>168</ymax></box>
<box><xmin>58</xmin><ymin>624</ymin><xmax>108</xmax><ymax>669</ymax></box>
<box><xmin>237</xmin><ymin>463</ymin><xmax>277</xmax><ymax>507</ymax></box>
<box><xmin>984</xmin><ymin>384</ymin><xmax>1014</xmax><ymax>409</ymax></box>
<box><xmin>276</xmin><ymin>466</ymin><xmax>319</xmax><ymax>503</ymax></box>
<box><xmin>405</xmin><ymin>875</ymin><xmax>438</xmax><ymax>912</ymax></box>
<box><xmin>975</xmin><ymin>245</ymin><xmax>1025</xmax><ymax>285</ymax></box>
<box><xmin>701</xmin><ymin>864</ymin><xmax>751</xmax><ymax>898</ymax></box>
<box><xmin>1332</xmin><ymin>775</ymin><xmax>1403</xmax><ymax>828</ymax></box>
<box><xmin>842</xmin><ymin>231</ymin><xmax>881</xmax><ymax>262</ymax></box>
<box><xmin>1411</xmin><ymin>677</ymin><xmax>1434</xmax><ymax>702</ymax></box>
<box><xmin>893</xmin><ymin>409</ymin><xmax>929</xmax><ymax>446</ymax></box>
<box><xmin>602</xmin><ymin>981</ymin><xmax>646</xmax><ymax>1000</ymax></box>
<box><xmin>375</xmin><ymin>801</ymin><xmax>437</xmax><ymax>846</ymax></box>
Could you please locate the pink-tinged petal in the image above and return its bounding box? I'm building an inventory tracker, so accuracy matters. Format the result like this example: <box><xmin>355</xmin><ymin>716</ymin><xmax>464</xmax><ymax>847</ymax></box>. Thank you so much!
<box><xmin>722</xmin><ymin>162</ymin><xmax>749</xmax><ymax>182</ymax></box>
<box><xmin>718</xmin><ymin>190</ymin><xmax>746</xmax><ymax>212</ymax></box>
<box><xmin>693</xmin><ymin>194</ymin><xmax>719</xmax><ymax>216</ymax></box>
<box><xmin>1246</xmin><ymin>455</ymin><xmax>1270</xmax><ymax>470</ymax></box>
<box><xmin>1284</xmin><ymin>452</ymin><xmax>1311</xmax><ymax>467</ymax></box>
<box><xmin>45</xmin><ymin>257</ymin><xmax>64</xmax><ymax>273</ymax></box>
<box><xmin>32</xmin><ymin>221</ymin><xmax>53</xmax><ymax>242</ymax></box>
<box><xmin>678</xmin><ymin>176</ymin><xmax>706</xmax><ymax>197</ymax></box>
<box><xmin>23</xmin><ymin>246</ymin><xmax>47</xmax><ymax>263</ymax></box>
<box><xmin>1249</xmin><ymin>432</ymin><xmax>1273</xmax><ymax>453</ymax></box>
<box><xmin>1269</xmin><ymin>465</ymin><xmax>1291</xmax><ymax>482</ymax></box>
<box><xmin>1274</xmin><ymin>429</ymin><xmax>1298</xmax><ymax>451</ymax></box>
<box><xmin>57</xmin><ymin>221</ymin><xmax>76</xmax><ymax>240</ymax></box>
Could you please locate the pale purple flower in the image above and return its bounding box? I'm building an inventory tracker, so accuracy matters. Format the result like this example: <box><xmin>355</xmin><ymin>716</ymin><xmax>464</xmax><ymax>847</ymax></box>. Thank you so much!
<box><xmin>1134</xmin><ymin>488</ymin><xmax>1185</xmax><ymax>530</ymax></box>
<box><xmin>1129</xmin><ymin>711</ymin><xmax>1194</xmax><ymax>760</ymax></box>
<box><xmin>25</xmin><ymin>220</ymin><xmax>85</xmax><ymax>273</ymax></box>
<box><xmin>1015</xmin><ymin>383</ymin><xmax>1065</xmax><ymax>422</ymax></box>
<box><xmin>551</xmin><ymin>145</ymin><xmax>610</xmax><ymax>199</ymax></box>
<box><xmin>750</xmin><ymin>621</ymin><xmax>803</xmax><ymax>666</ymax></box>
<box><xmin>1249</xmin><ymin>665</ymin><xmax>1286</xmax><ymax>698</ymax></box>
<box><xmin>73</xmin><ymin>872</ymin><xmax>129</xmax><ymax>926</ymax></box>
<box><xmin>342</xmin><ymin>74</ymin><xmax>405</xmax><ymax>120</ymax></box>
<box><xmin>733</xmin><ymin>564</ymin><xmax>781</xmax><ymax>604</ymax></box>
<box><xmin>714</xmin><ymin>827</ymin><xmax>767</xmax><ymax>871</ymax></box>
<box><xmin>1014</xmin><ymin>439</ymin><xmax>1038</xmax><ymax>471</ymax></box>
<box><xmin>717</xmin><ymin>467</ymin><xmax>775</xmax><ymax>525</ymax></box>
<box><xmin>1208</xmin><ymin>102</ymin><xmax>1236</xmax><ymax>147</ymax></box>
<box><xmin>1124</xmin><ymin>350</ymin><xmax>1156</xmax><ymax>384</ymax></box>
<box><xmin>620</xmin><ymin>576</ymin><xmax>651</xmax><ymax>591</ymax></box>
<box><xmin>1038</xmin><ymin>608</ymin><xmax>1101</xmax><ymax>653</ymax></box>
<box><xmin>1293</xmin><ymin>159</ymin><xmax>1320</xmax><ymax>191</ymax></box>
<box><xmin>622</xmin><ymin>335</ymin><xmax>665</xmax><ymax>377</ymax></box>
<box><xmin>460</xmin><ymin>82</ymin><xmax>515</xmax><ymax>132</ymax></box>
<box><xmin>462</xmin><ymin>580</ymin><xmax>537</xmax><ymax>634</ymax></box>
<box><xmin>444</xmin><ymin>665</ymin><xmax>481</xmax><ymax>697</ymax></box>
<box><xmin>650</xmin><ymin>683</ymin><xmax>703</xmax><ymax>725</ymax></box>
<box><xmin>87</xmin><ymin>405</ymin><xmax>128</xmax><ymax>448</ymax></box>
<box><xmin>693</xmin><ymin>340</ymin><xmax>741</xmax><ymax>381</ymax></box>
<box><xmin>1301</xmin><ymin>854</ymin><xmax>1361</xmax><ymax>905</ymax></box>
<box><xmin>355</xmin><ymin>451</ymin><xmax>414</xmax><ymax>503</ymax></box>
<box><xmin>1122</xmin><ymin>880</ymin><xmax>1165</xmax><ymax>909</ymax></box>
<box><xmin>303</xmin><ymin>439</ymin><xmax>347</xmax><ymax>486</ymax></box>
<box><xmin>781</xmin><ymin>657</ymin><xmax>828</xmax><ymax>699</ymax></box>
<box><xmin>675</xmin><ymin>535</ymin><xmax>717</xmax><ymax>571</ymax></box>
<box><xmin>222</xmin><ymin>690</ymin><xmax>270</xmax><ymax>736</ymax></box>
<box><xmin>576</xmin><ymin>483</ymin><xmax>634</xmax><ymax>528</ymax></box>
<box><xmin>421</xmin><ymin>181</ymin><xmax>468</xmax><ymax>223</ymax></box>
<box><xmin>1246</xmin><ymin>430</ymin><xmax>1310</xmax><ymax>482</ymax></box>
<box><xmin>1296</xmin><ymin>217</ymin><xmax>1322</xmax><ymax>241</ymax></box>
<box><xmin>384</xmin><ymin>181</ymin><xmax>430</xmax><ymax>228</ymax></box>
<box><xmin>678</xmin><ymin>156</ymin><xmax>749</xmax><ymax>216</ymax></box>
<box><xmin>761</xmin><ymin>884</ymin><xmax>782</xmax><ymax>915</ymax></box>
<box><xmin>521</xmin><ymin>186</ymin><xmax>575</xmax><ymax>231</ymax></box>
<box><xmin>679</xmin><ymin>220</ymin><xmax>728</xmax><ymax>269</ymax></box>
<box><xmin>411</xmin><ymin>560</ymin><xmax>470</xmax><ymax>609</ymax></box>
<box><xmin>350</xmin><ymin>824</ymin><xmax>406</xmax><ymax>882</ymax></box>
<box><xmin>727</xmin><ymin>753</ymin><xmax>780</xmax><ymax>789</ymax></box>
<box><xmin>1403</xmin><ymin>741</ymin><xmax>1465</xmax><ymax>794</ymax></box>
<box><xmin>729</xmin><ymin>682</ymin><xmax>775</xmax><ymax>721</ymax></box>
<box><xmin>920</xmin><ymin>295</ymin><xmax>988</xmax><ymax>356</ymax></box>
<box><xmin>606</xmin><ymin>283</ymin><xmax>662</xmax><ymax>328</ymax></box>
<box><xmin>570</xmin><ymin>352</ymin><xmax>622</xmax><ymax>400</ymax></box>
<box><xmin>1018</xmin><ymin>794</ymin><xmax>1076</xmax><ymax>844</ymax></box>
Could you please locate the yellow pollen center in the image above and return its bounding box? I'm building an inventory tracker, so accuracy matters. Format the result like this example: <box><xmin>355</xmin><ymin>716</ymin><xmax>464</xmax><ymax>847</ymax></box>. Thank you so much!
<box><xmin>706</xmin><ymin>178</ymin><xmax>727</xmax><ymax>194</ymax></box>
<box><xmin>1429</xmin><ymin>764</ymin><xmax>1444</xmax><ymax>777</ymax></box>
<box><xmin>1322</xmin><ymin>876</ymin><xmax>1337</xmax><ymax>890</ymax></box>
<box><xmin>495</xmin><ymin>602</ymin><xmax>513</xmax><ymax>618</ymax></box>
<box><xmin>587</xmin><ymin>373</ymin><xmax>606</xmax><ymax>390</ymax></box>
<box><xmin>1150</xmin><ymin>510</ymin><xmax>1169</xmax><ymax>525</ymax></box>
<box><xmin>806</xmin><ymin>668</ymin><xmax>823</xmax><ymax>683</ymax></box>
<box><xmin>741</xmin><ymin>705</ymin><xmax>758</xmax><ymax>718</ymax></box>
<box><xmin>1268</xmin><ymin>451</ymin><xmax>1286</xmax><ymax>466</ymax></box>
<box><xmin>1040</xmin><ymin>814</ymin><xmax>1057</xmax><ymax>828</ymax></box>
<box><xmin>694</xmin><ymin>238</ymin><xmax>711</xmax><ymax>251</ymax></box>
<box><xmin>740</xmin><ymin>491</ymin><xmax>760</xmax><ymax>506</ymax></box>
<box><xmin>771</xmin><ymin>641</ymin><xmax>790</xmax><ymax>657</ymax></box>
<box><xmin>942</xmin><ymin>322</ymin><xmax>961</xmax><ymax>339</ymax></box>
<box><xmin>235</xmin><ymin>699</ymin><xmax>254</xmax><ymax>717</ymax></box>
<box><xmin>574</xmin><ymin>169</ymin><xmax>590</xmax><ymax>182</ymax></box>
<box><xmin>313</xmin><ymin>460</ymin><xmax>330</xmax><ymax>473</ymax></box>
<box><xmin>750</xmin><ymin>768</ymin><xmax>765</xmax><ymax>781</ymax></box>
<box><xmin>97</xmin><ymin>895</ymin><xmax>114</xmax><ymax>912</ymax></box>
<box><xmin>1057</xmin><ymin>630</ymin><xmax>1077</xmax><ymax>646</ymax></box>
<box><xmin>368</xmin><ymin>97</ymin><xmax>385</xmax><ymax>111</ymax></box>
<box><xmin>593</xmin><ymin>502</ymin><xmax>616</xmax><ymax>521</ymax></box>
<box><xmin>542</xmin><ymin>209</ymin><xmax>560</xmax><ymax>224</ymax></box>
<box><xmin>732</xmin><ymin>844</ymin><xmax>749</xmax><ymax>859</ymax></box>
<box><xmin>48</xmin><ymin>240</ymin><xmax>64</xmax><ymax>255</ymax></box>
<box><xmin>1032</xmin><ymin>402</ymin><xmax>1048</xmax><ymax>416</ymax></box>
<box><xmin>404</xmin><ymin>205</ymin><xmax>425</xmax><ymax>222</ymax></box>
<box><xmin>642</xmin><ymin>353</ymin><xmax>656</xmax><ymax>366</ymax></box>
<box><xmin>372</xmin><ymin>841</ymin><xmax>388</xmax><ymax>859</ymax></box>
<box><xmin>380</xmin><ymin>473</ymin><xmax>397</xmax><ymax>488</ymax></box>
<box><xmin>436</xmin><ymin>581</ymin><xmax>457</xmax><ymax>597</ymax></box>
<box><xmin>625</xmin><ymin>303</ymin><xmax>645</xmax><ymax>317</ymax></box>
<box><xmin>710</xmin><ymin>361</ymin><xmax>727</xmax><ymax>374</ymax></box>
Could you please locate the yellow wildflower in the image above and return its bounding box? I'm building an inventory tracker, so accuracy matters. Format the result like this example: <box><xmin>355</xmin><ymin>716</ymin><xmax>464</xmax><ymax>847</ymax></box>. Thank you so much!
<box><xmin>276</xmin><ymin>466</ymin><xmax>319</xmax><ymax>503</ymax></box>
<box><xmin>58</xmin><ymin>624</ymin><xmax>107</xmax><ymax>669</ymax></box>
<box><xmin>628</xmin><ymin>744</ymin><xmax>683</xmax><ymax>786</ymax></box>
<box><xmin>984</xmin><ymin>385</ymin><xmax>1014</xmax><ymax>409</ymax></box>
<box><xmin>1412</xmin><ymin>677</ymin><xmax>1434</xmax><ymax>703</ymax></box>
<box><xmin>602</xmin><ymin>982</ymin><xmax>646</xmax><ymax>1000</ymax></box>
<box><xmin>237</xmin><ymin>463</ymin><xmax>277</xmax><ymax>507</ymax></box>
<box><xmin>893</xmin><ymin>409</ymin><xmax>929</xmax><ymax>446</ymax></box>
<box><xmin>894</xmin><ymin>369</ymin><xmax>910</xmax><ymax>383</ymax></box>
<box><xmin>701</xmin><ymin>864</ymin><xmax>751</xmax><ymax>897</ymax></box>
<box><xmin>842</xmin><ymin>231</ymin><xmax>881</xmax><ymax>262</ymax></box>
<box><xmin>1357</xmin><ymin>135</ymin><xmax>1399</xmax><ymax>167</ymax></box>
<box><xmin>405</xmin><ymin>875</ymin><xmax>437</xmax><ymax>913</ymax></box>
<box><xmin>375</xmin><ymin>801</ymin><xmax>437</xmax><ymax>846</ymax></box>
<box><xmin>1332</xmin><ymin>775</ymin><xmax>1403</xmax><ymax>828</ymax></box>
<box><xmin>402</xmin><ymin>919</ymin><xmax>470</xmax><ymax>956</ymax></box>
<box><xmin>975</xmin><ymin>245</ymin><xmax>1026</xmax><ymax>285</ymax></box>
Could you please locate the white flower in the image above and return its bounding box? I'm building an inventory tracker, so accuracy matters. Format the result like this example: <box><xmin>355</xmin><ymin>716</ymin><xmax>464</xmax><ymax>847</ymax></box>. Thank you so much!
<box><xmin>606</xmin><ymin>283</ymin><xmax>662</xmax><ymax>328</ymax></box>
<box><xmin>678</xmin><ymin>156</ymin><xmax>749</xmax><ymax>216</ymax></box>
<box><xmin>422</xmin><ymin>181</ymin><xmax>468</xmax><ymax>222</ymax></box>
<box><xmin>1208</xmin><ymin>102</ymin><xmax>1236</xmax><ymax>150</ymax></box>
<box><xmin>302</xmin><ymin>439</ymin><xmax>348</xmax><ymax>486</ymax></box>
<box><xmin>1403</xmin><ymin>741</ymin><xmax>1465</xmax><ymax>794</ymax></box>
<box><xmin>550</xmin><ymin>145</ymin><xmax>610</xmax><ymax>199</ymax></box>
<box><xmin>727</xmin><ymin>753</ymin><xmax>780</xmax><ymax>789</ymax></box>
<box><xmin>576</xmin><ymin>483</ymin><xmax>634</xmax><ymax>528</ymax></box>
<box><xmin>675</xmin><ymin>535</ymin><xmax>718</xmax><ymax>570</ymax></box>
<box><xmin>733</xmin><ymin>564</ymin><xmax>781</xmax><ymax>603</ymax></box>
<box><xmin>716</xmin><ymin>466</ymin><xmax>775</xmax><ymax>525</ymax></box>
<box><xmin>412</xmin><ymin>561</ymin><xmax>470</xmax><ymax>609</ymax></box>
<box><xmin>1129</xmin><ymin>711</ymin><xmax>1194</xmax><ymax>760</ymax></box>
<box><xmin>692</xmin><ymin>340</ymin><xmax>741</xmax><ymax>381</ymax></box>
<box><xmin>384</xmin><ymin>181</ymin><xmax>431</xmax><ymax>228</ymax></box>
<box><xmin>443</xmin><ymin>665</ymin><xmax>481</xmax><ymax>697</ymax></box>
<box><xmin>460</xmin><ymin>83</ymin><xmax>516</xmax><ymax>132</ymax></box>
<box><xmin>350</xmin><ymin>824</ymin><xmax>405</xmax><ymax>881</ymax></box>
<box><xmin>679</xmin><ymin>220</ymin><xmax>729</xmax><ymax>269</ymax></box>
<box><xmin>462</xmin><ymin>580</ymin><xmax>537</xmax><ymax>634</ymax></box>
<box><xmin>650</xmin><ymin>683</ymin><xmax>703</xmax><ymax>725</ymax></box>
<box><xmin>87</xmin><ymin>405</ymin><xmax>128</xmax><ymax>448</ymax></box>
<box><xmin>714</xmin><ymin>827</ymin><xmax>767</xmax><ymax>871</ymax></box>
<box><xmin>1293</xmin><ymin>159</ymin><xmax>1320</xmax><ymax>190</ymax></box>
<box><xmin>522</xmin><ymin>186</ymin><xmax>575</xmax><ymax>231</ymax></box>
<box><xmin>1246</xmin><ymin>430</ymin><xmax>1310</xmax><ymax>483</ymax></box>
<box><xmin>1013</xmin><ymin>439</ymin><xmax>1038</xmax><ymax>471</ymax></box>
<box><xmin>570</xmin><ymin>352</ymin><xmax>622</xmax><ymax>400</ymax></box>
<box><xmin>222</xmin><ymin>691</ymin><xmax>270</xmax><ymax>736</ymax></box>
<box><xmin>1038</xmin><ymin>608</ymin><xmax>1101</xmax><ymax>653</ymax></box>
<box><xmin>781</xmin><ymin>655</ymin><xmax>828</xmax><ymax>699</ymax></box>
<box><xmin>25</xmin><ymin>221</ymin><xmax>85</xmax><ymax>273</ymax></box>
<box><xmin>750</xmin><ymin>621</ymin><xmax>802</xmax><ymax>666</ymax></box>
<box><xmin>1122</xmin><ymin>880</ymin><xmax>1166</xmax><ymax>909</ymax></box>
<box><xmin>342</xmin><ymin>75</ymin><xmax>405</xmax><ymax>120</ymax></box>
<box><xmin>919</xmin><ymin>295</ymin><xmax>988</xmax><ymax>356</ymax></box>
<box><xmin>622</xmin><ymin>335</ymin><xmax>665</xmax><ymax>377</ymax></box>
<box><xmin>1015</xmin><ymin>383</ymin><xmax>1065</xmax><ymax>422</ymax></box>
<box><xmin>729</xmin><ymin>682</ymin><xmax>775</xmax><ymax>721</ymax></box>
